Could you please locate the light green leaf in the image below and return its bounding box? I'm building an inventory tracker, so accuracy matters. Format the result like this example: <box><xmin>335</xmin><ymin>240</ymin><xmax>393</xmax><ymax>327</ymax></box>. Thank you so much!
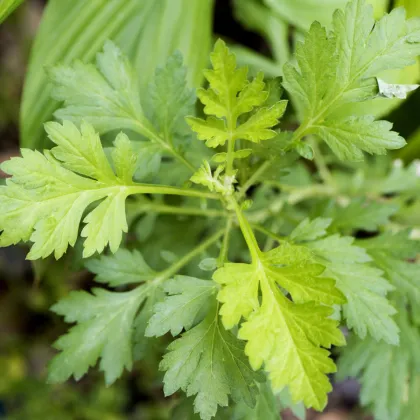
<box><xmin>330</xmin><ymin>199</ymin><xmax>399</xmax><ymax>232</ymax></box>
<box><xmin>186</xmin><ymin>117</ymin><xmax>229</xmax><ymax>148</ymax></box>
<box><xmin>160</xmin><ymin>303</ymin><xmax>263</xmax><ymax>420</ymax></box>
<box><xmin>325</xmin><ymin>263</ymin><xmax>398</xmax><ymax>344</ymax></box>
<box><xmin>1</xmin><ymin>121</ymin><xmax>151</xmax><ymax>259</ymax></box>
<box><xmin>234</xmin><ymin>102</ymin><xmax>287</xmax><ymax>142</ymax></box>
<box><xmin>50</xmin><ymin>40</ymin><xmax>156</xmax><ymax>138</ymax></box>
<box><xmin>48</xmin><ymin>286</ymin><xmax>148</xmax><ymax>385</ymax></box>
<box><xmin>295</xmin><ymin>142</ymin><xmax>314</xmax><ymax>160</ymax></box>
<box><xmin>282</xmin><ymin>21</ymin><xmax>336</xmax><ymax>120</ymax></box>
<box><xmin>361</xmin><ymin>229</ymin><xmax>420</xmax><ymax>259</ymax></box>
<box><xmin>132</xmin><ymin>141</ymin><xmax>162</xmax><ymax>181</ymax></box>
<box><xmin>202</xmin><ymin>39</ymin><xmax>248</xmax><ymax>119</ymax></box>
<box><xmin>361</xmin><ymin>231</ymin><xmax>420</xmax><ymax>309</ymax></box>
<box><xmin>239</xmin><ymin>280</ymin><xmax>343</xmax><ymax>410</ymax></box>
<box><xmin>213</xmin><ymin>242</ymin><xmax>345</xmax><ymax>410</ymax></box>
<box><xmin>290</xmin><ymin>217</ymin><xmax>332</xmax><ymax>242</ymax></box>
<box><xmin>313</xmin><ymin>116</ymin><xmax>405</xmax><ymax>161</ymax></box>
<box><xmin>199</xmin><ymin>258</ymin><xmax>218</xmax><ymax>271</ymax></box>
<box><xmin>85</xmin><ymin>248</ymin><xmax>156</xmax><ymax>287</ymax></box>
<box><xmin>146</xmin><ymin>276</ymin><xmax>217</xmax><ymax>337</ymax></box>
<box><xmin>189</xmin><ymin>39</ymin><xmax>287</xmax><ymax>151</ymax></box>
<box><xmin>308</xmin><ymin>233</ymin><xmax>399</xmax><ymax>344</ymax></box>
<box><xmin>112</xmin><ymin>133</ymin><xmax>138</xmax><ymax>184</ymax></box>
<box><xmin>234</xmin><ymin>72</ymin><xmax>268</xmax><ymax>117</ymax></box>
<box><xmin>148</xmin><ymin>51</ymin><xmax>196</xmax><ymax>139</ymax></box>
<box><xmin>212</xmin><ymin>150</ymin><xmax>253</xmax><ymax>163</ymax></box>
<box><xmin>307</xmin><ymin>234</ymin><xmax>371</xmax><ymax>264</ymax></box>
<box><xmin>379</xmin><ymin>160</ymin><xmax>420</xmax><ymax>194</ymax></box>
<box><xmin>213</xmin><ymin>263</ymin><xmax>260</xmax><ymax>329</ymax></box>
<box><xmin>45</xmin><ymin>120</ymin><xmax>115</xmax><ymax>182</ymax></box>
<box><xmin>283</xmin><ymin>0</ymin><xmax>420</xmax><ymax>160</ymax></box>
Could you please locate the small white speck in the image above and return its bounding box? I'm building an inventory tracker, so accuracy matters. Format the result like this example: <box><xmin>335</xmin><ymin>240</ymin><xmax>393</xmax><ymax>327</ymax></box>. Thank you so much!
<box><xmin>224</xmin><ymin>175</ymin><xmax>236</xmax><ymax>188</ymax></box>
<box><xmin>414</xmin><ymin>160</ymin><xmax>420</xmax><ymax>177</ymax></box>
<box><xmin>410</xmin><ymin>229</ymin><xmax>420</xmax><ymax>240</ymax></box>
<box><xmin>393</xmin><ymin>159</ymin><xmax>403</xmax><ymax>169</ymax></box>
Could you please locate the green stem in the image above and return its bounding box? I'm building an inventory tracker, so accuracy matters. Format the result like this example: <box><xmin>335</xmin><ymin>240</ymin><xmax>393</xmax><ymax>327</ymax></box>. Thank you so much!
<box><xmin>231</xmin><ymin>199</ymin><xmax>260</xmax><ymax>261</ymax></box>
<box><xmin>237</xmin><ymin>160</ymin><xmax>272</xmax><ymax>200</ymax></box>
<box><xmin>217</xmin><ymin>217</ymin><xmax>233</xmax><ymax>266</ymax></box>
<box><xmin>226</xmin><ymin>136</ymin><xmax>236</xmax><ymax>176</ymax></box>
<box><xmin>137</xmin><ymin>203</ymin><xmax>227</xmax><ymax>218</ymax></box>
<box><xmin>311</xmin><ymin>138</ymin><xmax>335</xmax><ymax>186</ymax></box>
<box><xmin>157</xmin><ymin>228</ymin><xmax>225</xmax><ymax>281</ymax></box>
<box><xmin>127</xmin><ymin>184</ymin><xmax>219</xmax><ymax>200</ymax></box>
<box><xmin>251</xmin><ymin>223</ymin><xmax>286</xmax><ymax>244</ymax></box>
<box><xmin>132</xmin><ymin>122</ymin><xmax>196</xmax><ymax>172</ymax></box>
<box><xmin>225</xmin><ymin>103</ymin><xmax>237</xmax><ymax>176</ymax></box>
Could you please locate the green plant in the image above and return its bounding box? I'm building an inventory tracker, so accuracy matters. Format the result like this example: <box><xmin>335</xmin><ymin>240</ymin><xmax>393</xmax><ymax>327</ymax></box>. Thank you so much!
<box><xmin>2</xmin><ymin>0</ymin><xmax>420</xmax><ymax>419</ymax></box>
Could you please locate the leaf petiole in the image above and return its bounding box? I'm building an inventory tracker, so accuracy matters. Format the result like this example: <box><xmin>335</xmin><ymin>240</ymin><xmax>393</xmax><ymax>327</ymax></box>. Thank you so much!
<box><xmin>156</xmin><ymin>228</ymin><xmax>225</xmax><ymax>283</ymax></box>
<box><xmin>132</xmin><ymin>121</ymin><xmax>196</xmax><ymax>172</ymax></box>
<box><xmin>129</xmin><ymin>202</ymin><xmax>227</xmax><ymax>218</ymax></box>
<box><xmin>250</xmin><ymin>223</ymin><xmax>286</xmax><ymax>245</ymax></box>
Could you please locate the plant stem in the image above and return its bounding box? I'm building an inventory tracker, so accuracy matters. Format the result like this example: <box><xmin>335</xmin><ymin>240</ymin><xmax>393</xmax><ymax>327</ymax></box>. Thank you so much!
<box><xmin>157</xmin><ymin>228</ymin><xmax>225</xmax><ymax>281</ymax></box>
<box><xmin>217</xmin><ymin>217</ymin><xmax>233</xmax><ymax>266</ymax></box>
<box><xmin>310</xmin><ymin>138</ymin><xmax>335</xmax><ymax>186</ymax></box>
<box><xmin>226</xmin><ymin>136</ymin><xmax>236</xmax><ymax>176</ymax></box>
<box><xmin>133</xmin><ymin>203</ymin><xmax>227</xmax><ymax>218</ymax></box>
<box><xmin>237</xmin><ymin>160</ymin><xmax>272</xmax><ymax>200</ymax></box>
<box><xmin>132</xmin><ymin>121</ymin><xmax>196</xmax><ymax>172</ymax></box>
<box><xmin>225</xmin><ymin>104</ymin><xmax>237</xmax><ymax>176</ymax></box>
<box><xmin>251</xmin><ymin>223</ymin><xmax>286</xmax><ymax>244</ymax></box>
<box><xmin>127</xmin><ymin>184</ymin><xmax>219</xmax><ymax>200</ymax></box>
<box><xmin>230</xmin><ymin>199</ymin><xmax>260</xmax><ymax>261</ymax></box>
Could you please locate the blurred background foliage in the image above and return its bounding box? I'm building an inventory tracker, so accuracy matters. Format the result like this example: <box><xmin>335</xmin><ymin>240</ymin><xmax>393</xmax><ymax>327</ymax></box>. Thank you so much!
<box><xmin>0</xmin><ymin>0</ymin><xmax>419</xmax><ymax>419</ymax></box>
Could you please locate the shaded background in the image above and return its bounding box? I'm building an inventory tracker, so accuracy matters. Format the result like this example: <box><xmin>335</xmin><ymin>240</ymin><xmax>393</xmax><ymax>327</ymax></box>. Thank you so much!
<box><xmin>0</xmin><ymin>0</ymin><xmax>419</xmax><ymax>418</ymax></box>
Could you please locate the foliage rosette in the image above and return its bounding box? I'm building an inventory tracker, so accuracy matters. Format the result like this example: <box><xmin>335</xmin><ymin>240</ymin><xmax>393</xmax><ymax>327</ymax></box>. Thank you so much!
<box><xmin>2</xmin><ymin>1</ymin><xmax>420</xmax><ymax>419</ymax></box>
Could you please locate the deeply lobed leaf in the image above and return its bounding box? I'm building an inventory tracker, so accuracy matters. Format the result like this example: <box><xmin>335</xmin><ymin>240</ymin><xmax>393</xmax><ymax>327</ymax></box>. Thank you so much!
<box><xmin>187</xmin><ymin>39</ymin><xmax>287</xmax><ymax>149</ymax></box>
<box><xmin>283</xmin><ymin>0</ymin><xmax>420</xmax><ymax>160</ymax></box>
<box><xmin>48</xmin><ymin>286</ymin><xmax>149</xmax><ymax>385</ymax></box>
<box><xmin>0</xmin><ymin>121</ymin><xmax>137</xmax><ymax>258</ymax></box>
<box><xmin>213</xmin><ymin>241</ymin><xmax>345</xmax><ymax>410</ymax></box>
<box><xmin>50</xmin><ymin>41</ymin><xmax>155</xmax><ymax>138</ymax></box>
<box><xmin>160</xmin><ymin>303</ymin><xmax>263</xmax><ymax>420</ymax></box>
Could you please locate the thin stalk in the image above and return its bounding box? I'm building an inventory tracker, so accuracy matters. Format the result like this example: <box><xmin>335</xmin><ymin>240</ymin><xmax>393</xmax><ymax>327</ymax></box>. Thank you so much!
<box><xmin>311</xmin><ymin>138</ymin><xmax>335</xmax><ymax>187</ymax></box>
<box><xmin>231</xmin><ymin>199</ymin><xmax>260</xmax><ymax>262</ymax></box>
<box><xmin>251</xmin><ymin>223</ymin><xmax>286</xmax><ymax>244</ymax></box>
<box><xmin>225</xmin><ymin>103</ymin><xmax>237</xmax><ymax>176</ymax></box>
<box><xmin>132</xmin><ymin>121</ymin><xmax>196</xmax><ymax>172</ymax></box>
<box><xmin>126</xmin><ymin>184</ymin><xmax>219</xmax><ymax>200</ymax></box>
<box><xmin>217</xmin><ymin>217</ymin><xmax>233</xmax><ymax>266</ymax></box>
<box><xmin>237</xmin><ymin>160</ymin><xmax>272</xmax><ymax>200</ymax></box>
<box><xmin>134</xmin><ymin>203</ymin><xmax>227</xmax><ymax>218</ymax></box>
<box><xmin>157</xmin><ymin>228</ymin><xmax>225</xmax><ymax>281</ymax></box>
<box><xmin>226</xmin><ymin>135</ymin><xmax>236</xmax><ymax>176</ymax></box>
